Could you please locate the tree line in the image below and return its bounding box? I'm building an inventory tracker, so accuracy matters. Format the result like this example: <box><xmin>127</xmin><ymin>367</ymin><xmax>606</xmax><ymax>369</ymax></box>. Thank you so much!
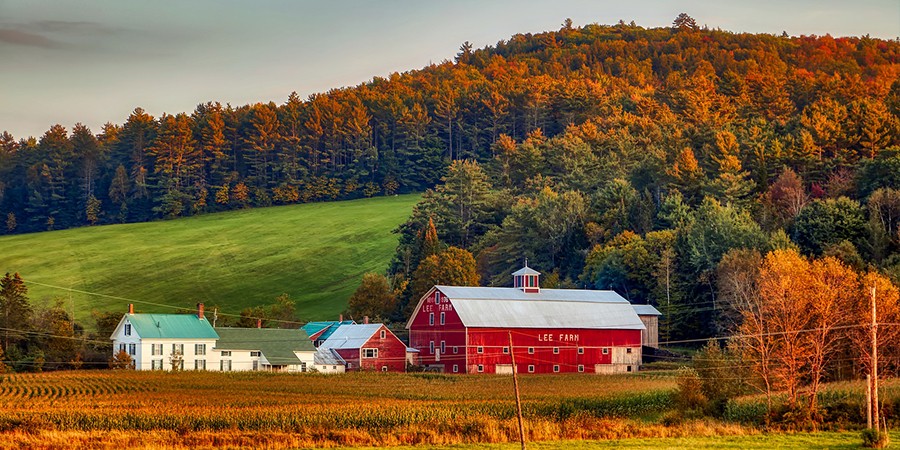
<box><xmin>2</xmin><ymin>17</ymin><xmax>897</xmax><ymax>234</ymax></box>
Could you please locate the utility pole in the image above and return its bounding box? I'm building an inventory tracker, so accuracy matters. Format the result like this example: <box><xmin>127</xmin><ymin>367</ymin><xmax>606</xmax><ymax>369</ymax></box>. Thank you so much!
<box><xmin>509</xmin><ymin>331</ymin><xmax>526</xmax><ymax>450</ymax></box>
<box><xmin>870</xmin><ymin>285</ymin><xmax>879</xmax><ymax>432</ymax></box>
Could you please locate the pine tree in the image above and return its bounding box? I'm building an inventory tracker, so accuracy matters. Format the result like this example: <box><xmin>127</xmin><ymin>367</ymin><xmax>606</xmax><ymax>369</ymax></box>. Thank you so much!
<box><xmin>0</xmin><ymin>273</ymin><xmax>31</xmax><ymax>352</ymax></box>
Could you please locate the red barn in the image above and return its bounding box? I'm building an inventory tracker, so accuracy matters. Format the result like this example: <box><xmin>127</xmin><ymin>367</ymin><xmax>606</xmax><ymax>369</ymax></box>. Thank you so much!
<box><xmin>406</xmin><ymin>265</ymin><xmax>647</xmax><ymax>374</ymax></box>
<box><xmin>317</xmin><ymin>323</ymin><xmax>408</xmax><ymax>372</ymax></box>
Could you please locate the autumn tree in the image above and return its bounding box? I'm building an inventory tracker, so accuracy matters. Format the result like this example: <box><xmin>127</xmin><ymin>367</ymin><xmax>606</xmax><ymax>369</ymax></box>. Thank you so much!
<box><xmin>0</xmin><ymin>273</ymin><xmax>31</xmax><ymax>352</ymax></box>
<box><xmin>409</xmin><ymin>247</ymin><xmax>479</xmax><ymax>309</ymax></box>
<box><xmin>672</xmin><ymin>13</ymin><xmax>698</xmax><ymax>32</ymax></box>
<box><xmin>348</xmin><ymin>273</ymin><xmax>398</xmax><ymax>321</ymax></box>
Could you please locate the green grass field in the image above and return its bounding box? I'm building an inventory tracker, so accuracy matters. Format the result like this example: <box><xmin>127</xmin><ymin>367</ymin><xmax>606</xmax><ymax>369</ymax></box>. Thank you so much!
<box><xmin>0</xmin><ymin>194</ymin><xmax>419</xmax><ymax>324</ymax></box>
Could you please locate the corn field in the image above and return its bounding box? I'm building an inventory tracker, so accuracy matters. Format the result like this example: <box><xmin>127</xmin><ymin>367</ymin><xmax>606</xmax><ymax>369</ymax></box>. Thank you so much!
<box><xmin>0</xmin><ymin>370</ymin><xmax>681</xmax><ymax>448</ymax></box>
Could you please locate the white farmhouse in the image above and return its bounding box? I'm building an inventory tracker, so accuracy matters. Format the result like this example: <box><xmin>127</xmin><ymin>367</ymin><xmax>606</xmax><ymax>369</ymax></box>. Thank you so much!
<box><xmin>110</xmin><ymin>304</ymin><xmax>315</xmax><ymax>372</ymax></box>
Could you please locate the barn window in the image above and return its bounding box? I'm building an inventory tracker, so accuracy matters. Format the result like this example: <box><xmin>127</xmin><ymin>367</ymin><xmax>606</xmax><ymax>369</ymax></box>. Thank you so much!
<box><xmin>577</xmin><ymin>347</ymin><xmax>584</xmax><ymax>354</ymax></box>
<box><xmin>440</xmin><ymin>312</ymin><xmax>445</xmax><ymax>325</ymax></box>
<box><xmin>477</xmin><ymin>365</ymin><xmax>484</xmax><ymax>372</ymax></box>
<box><xmin>429</xmin><ymin>341</ymin><xmax>435</xmax><ymax>354</ymax></box>
<box><xmin>528</xmin><ymin>347</ymin><xmax>534</xmax><ymax>354</ymax></box>
<box><xmin>502</xmin><ymin>347</ymin><xmax>509</xmax><ymax>354</ymax></box>
<box><xmin>626</xmin><ymin>348</ymin><xmax>633</xmax><ymax>354</ymax></box>
<box><xmin>363</xmin><ymin>348</ymin><xmax>378</xmax><ymax>358</ymax></box>
<box><xmin>578</xmin><ymin>365</ymin><xmax>584</xmax><ymax>372</ymax></box>
<box><xmin>429</xmin><ymin>313</ymin><xmax>434</xmax><ymax>326</ymax></box>
<box><xmin>441</xmin><ymin>341</ymin><xmax>446</xmax><ymax>354</ymax></box>
<box><xmin>627</xmin><ymin>365</ymin><xmax>633</xmax><ymax>372</ymax></box>
<box><xmin>553</xmin><ymin>365</ymin><xmax>560</xmax><ymax>373</ymax></box>
<box><xmin>602</xmin><ymin>348</ymin><xmax>609</xmax><ymax>355</ymax></box>
<box><xmin>380</xmin><ymin>330</ymin><xmax>386</xmax><ymax>339</ymax></box>
<box><xmin>124</xmin><ymin>324</ymin><xmax>131</xmax><ymax>336</ymax></box>
<box><xmin>382</xmin><ymin>366</ymin><xmax>388</xmax><ymax>372</ymax></box>
<box><xmin>528</xmin><ymin>365</ymin><xmax>535</xmax><ymax>373</ymax></box>
<box><xmin>553</xmin><ymin>347</ymin><xmax>559</xmax><ymax>354</ymax></box>
<box><xmin>477</xmin><ymin>346</ymin><xmax>484</xmax><ymax>354</ymax></box>
<box><xmin>453</xmin><ymin>346</ymin><xmax>459</xmax><ymax>354</ymax></box>
<box><xmin>435</xmin><ymin>292</ymin><xmax>441</xmax><ymax>304</ymax></box>
<box><xmin>453</xmin><ymin>365</ymin><xmax>458</xmax><ymax>373</ymax></box>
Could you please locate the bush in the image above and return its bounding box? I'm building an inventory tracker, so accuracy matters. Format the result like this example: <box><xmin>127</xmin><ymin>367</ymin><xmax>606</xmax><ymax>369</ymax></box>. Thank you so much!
<box><xmin>674</xmin><ymin>367</ymin><xmax>708</xmax><ymax>416</ymax></box>
<box><xmin>861</xmin><ymin>428</ymin><xmax>890</xmax><ymax>448</ymax></box>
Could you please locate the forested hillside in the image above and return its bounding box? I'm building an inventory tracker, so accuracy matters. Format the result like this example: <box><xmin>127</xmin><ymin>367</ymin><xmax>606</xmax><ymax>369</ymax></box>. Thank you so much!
<box><xmin>3</xmin><ymin>17</ymin><xmax>900</xmax><ymax>343</ymax></box>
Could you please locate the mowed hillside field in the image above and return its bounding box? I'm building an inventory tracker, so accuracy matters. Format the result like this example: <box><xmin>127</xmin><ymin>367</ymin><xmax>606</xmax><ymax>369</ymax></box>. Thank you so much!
<box><xmin>0</xmin><ymin>194</ymin><xmax>419</xmax><ymax>323</ymax></box>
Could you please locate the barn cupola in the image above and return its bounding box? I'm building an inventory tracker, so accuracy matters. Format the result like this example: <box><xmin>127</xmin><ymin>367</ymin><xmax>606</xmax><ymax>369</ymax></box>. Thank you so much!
<box><xmin>512</xmin><ymin>262</ymin><xmax>541</xmax><ymax>294</ymax></box>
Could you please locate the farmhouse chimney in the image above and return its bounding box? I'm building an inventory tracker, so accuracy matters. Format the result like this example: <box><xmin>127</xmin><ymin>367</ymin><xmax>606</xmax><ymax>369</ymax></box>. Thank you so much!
<box><xmin>197</xmin><ymin>303</ymin><xmax>205</xmax><ymax>319</ymax></box>
<box><xmin>257</xmin><ymin>318</ymin><xmax>262</xmax><ymax>329</ymax></box>
<box><xmin>128</xmin><ymin>304</ymin><xmax>134</xmax><ymax>315</ymax></box>
<box><xmin>364</xmin><ymin>316</ymin><xmax>369</xmax><ymax>324</ymax></box>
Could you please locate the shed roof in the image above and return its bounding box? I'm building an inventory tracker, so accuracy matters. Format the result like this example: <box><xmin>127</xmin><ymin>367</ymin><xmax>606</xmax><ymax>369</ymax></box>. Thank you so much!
<box><xmin>409</xmin><ymin>286</ymin><xmax>645</xmax><ymax>330</ymax></box>
<box><xmin>215</xmin><ymin>328</ymin><xmax>314</xmax><ymax>366</ymax></box>
<box><xmin>314</xmin><ymin>348</ymin><xmax>345</xmax><ymax>365</ymax></box>
<box><xmin>318</xmin><ymin>324</ymin><xmax>383</xmax><ymax>350</ymax></box>
<box><xmin>632</xmin><ymin>304</ymin><xmax>662</xmax><ymax>316</ymax></box>
<box><xmin>123</xmin><ymin>314</ymin><xmax>218</xmax><ymax>340</ymax></box>
<box><xmin>301</xmin><ymin>320</ymin><xmax>354</xmax><ymax>341</ymax></box>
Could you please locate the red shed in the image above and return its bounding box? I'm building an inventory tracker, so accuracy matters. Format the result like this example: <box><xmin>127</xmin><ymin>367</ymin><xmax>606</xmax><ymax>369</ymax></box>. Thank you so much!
<box><xmin>317</xmin><ymin>323</ymin><xmax>408</xmax><ymax>372</ymax></box>
<box><xmin>406</xmin><ymin>265</ymin><xmax>648</xmax><ymax>374</ymax></box>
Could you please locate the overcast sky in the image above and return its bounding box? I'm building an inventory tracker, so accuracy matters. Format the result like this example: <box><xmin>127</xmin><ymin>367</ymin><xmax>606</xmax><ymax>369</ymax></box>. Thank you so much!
<box><xmin>1</xmin><ymin>0</ymin><xmax>897</xmax><ymax>139</ymax></box>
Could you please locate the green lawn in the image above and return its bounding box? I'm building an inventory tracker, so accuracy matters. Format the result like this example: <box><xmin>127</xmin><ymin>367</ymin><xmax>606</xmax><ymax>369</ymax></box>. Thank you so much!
<box><xmin>0</xmin><ymin>194</ymin><xmax>419</xmax><ymax>324</ymax></box>
<box><xmin>379</xmin><ymin>431</ymin><xmax>899</xmax><ymax>449</ymax></box>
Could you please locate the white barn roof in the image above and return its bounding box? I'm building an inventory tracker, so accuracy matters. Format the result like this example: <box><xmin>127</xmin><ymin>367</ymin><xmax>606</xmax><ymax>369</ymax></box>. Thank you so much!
<box><xmin>318</xmin><ymin>324</ymin><xmax>382</xmax><ymax>350</ymax></box>
<box><xmin>419</xmin><ymin>286</ymin><xmax>645</xmax><ymax>330</ymax></box>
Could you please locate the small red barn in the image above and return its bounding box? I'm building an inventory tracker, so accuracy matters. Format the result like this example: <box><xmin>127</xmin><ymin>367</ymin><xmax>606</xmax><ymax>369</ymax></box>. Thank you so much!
<box><xmin>406</xmin><ymin>265</ymin><xmax>647</xmax><ymax>374</ymax></box>
<box><xmin>317</xmin><ymin>323</ymin><xmax>407</xmax><ymax>372</ymax></box>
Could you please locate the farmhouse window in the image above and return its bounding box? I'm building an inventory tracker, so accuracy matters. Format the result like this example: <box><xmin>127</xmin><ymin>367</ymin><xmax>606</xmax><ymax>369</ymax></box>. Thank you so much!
<box><xmin>363</xmin><ymin>348</ymin><xmax>378</xmax><ymax>358</ymax></box>
<box><xmin>128</xmin><ymin>343</ymin><xmax>136</xmax><ymax>355</ymax></box>
<box><xmin>453</xmin><ymin>346</ymin><xmax>458</xmax><ymax>354</ymax></box>
<box><xmin>221</xmin><ymin>351</ymin><xmax>231</xmax><ymax>357</ymax></box>
<box><xmin>528</xmin><ymin>347</ymin><xmax>534</xmax><ymax>354</ymax></box>
<box><xmin>119</xmin><ymin>343</ymin><xmax>126</xmax><ymax>353</ymax></box>
<box><xmin>578</xmin><ymin>347</ymin><xmax>584</xmax><ymax>354</ymax></box>
<box><xmin>477</xmin><ymin>346</ymin><xmax>484</xmax><ymax>354</ymax></box>
<box><xmin>252</xmin><ymin>361</ymin><xmax>259</xmax><ymax>371</ymax></box>
<box><xmin>553</xmin><ymin>347</ymin><xmax>559</xmax><ymax>354</ymax></box>
<box><xmin>124</xmin><ymin>324</ymin><xmax>131</xmax><ymax>336</ymax></box>
<box><xmin>429</xmin><ymin>341</ymin><xmax>434</xmax><ymax>354</ymax></box>
<box><xmin>453</xmin><ymin>364</ymin><xmax>459</xmax><ymax>373</ymax></box>
<box><xmin>553</xmin><ymin>365</ymin><xmax>560</xmax><ymax>373</ymax></box>
<box><xmin>429</xmin><ymin>313</ymin><xmax>434</xmax><ymax>326</ymax></box>
<box><xmin>152</xmin><ymin>359</ymin><xmax>163</xmax><ymax>370</ymax></box>
<box><xmin>172</xmin><ymin>344</ymin><xmax>183</xmax><ymax>355</ymax></box>
<box><xmin>250</xmin><ymin>351</ymin><xmax>261</xmax><ymax>357</ymax></box>
<box><xmin>151</xmin><ymin>344</ymin><xmax>163</xmax><ymax>356</ymax></box>
<box><xmin>602</xmin><ymin>348</ymin><xmax>609</xmax><ymax>355</ymax></box>
<box><xmin>174</xmin><ymin>360</ymin><xmax>184</xmax><ymax>371</ymax></box>
<box><xmin>578</xmin><ymin>365</ymin><xmax>584</xmax><ymax>372</ymax></box>
<box><xmin>220</xmin><ymin>360</ymin><xmax>232</xmax><ymax>371</ymax></box>
<box><xmin>440</xmin><ymin>312</ymin><xmax>445</xmax><ymax>325</ymax></box>
<box><xmin>380</xmin><ymin>330</ymin><xmax>386</xmax><ymax>339</ymax></box>
<box><xmin>477</xmin><ymin>365</ymin><xmax>484</xmax><ymax>372</ymax></box>
<box><xmin>195</xmin><ymin>360</ymin><xmax>206</xmax><ymax>370</ymax></box>
<box><xmin>440</xmin><ymin>341</ymin><xmax>446</xmax><ymax>354</ymax></box>
<box><xmin>195</xmin><ymin>344</ymin><xmax>206</xmax><ymax>356</ymax></box>
<box><xmin>502</xmin><ymin>347</ymin><xmax>509</xmax><ymax>354</ymax></box>
<box><xmin>528</xmin><ymin>365</ymin><xmax>535</xmax><ymax>373</ymax></box>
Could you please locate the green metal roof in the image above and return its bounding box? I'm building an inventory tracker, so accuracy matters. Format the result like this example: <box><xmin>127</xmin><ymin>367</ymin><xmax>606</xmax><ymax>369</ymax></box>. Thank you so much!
<box><xmin>215</xmin><ymin>328</ymin><xmax>315</xmax><ymax>366</ymax></box>
<box><xmin>127</xmin><ymin>314</ymin><xmax>219</xmax><ymax>339</ymax></box>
